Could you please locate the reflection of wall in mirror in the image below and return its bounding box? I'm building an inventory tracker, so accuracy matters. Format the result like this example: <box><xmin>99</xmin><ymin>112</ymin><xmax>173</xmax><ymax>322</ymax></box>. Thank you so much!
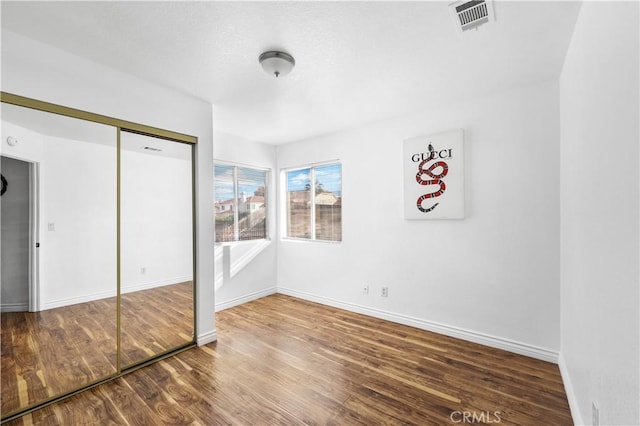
<box><xmin>2</xmin><ymin>119</ymin><xmax>117</xmax><ymax>310</ymax></box>
<box><xmin>42</xmin><ymin>134</ymin><xmax>117</xmax><ymax>309</ymax></box>
<box><xmin>121</xmin><ymin>150</ymin><xmax>193</xmax><ymax>293</ymax></box>
<box><xmin>3</xmin><ymin>120</ymin><xmax>195</xmax><ymax>311</ymax></box>
<box><xmin>2</xmin><ymin>120</ymin><xmax>193</xmax><ymax>310</ymax></box>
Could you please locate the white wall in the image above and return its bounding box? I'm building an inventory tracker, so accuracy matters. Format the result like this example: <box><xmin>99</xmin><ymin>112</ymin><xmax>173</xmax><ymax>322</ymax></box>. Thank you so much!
<box><xmin>277</xmin><ymin>81</ymin><xmax>561</xmax><ymax>360</ymax></box>
<box><xmin>214</xmin><ymin>131</ymin><xmax>278</xmax><ymax>310</ymax></box>
<box><xmin>1</xmin><ymin>156</ymin><xmax>30</xmax><ymax>311</ymax></box>
<box><xmin>1</xmin><ymin>30</ymin><xmax>216</xmax><ymax>344</ymax></box>
<box><xmin>559</xmin><ymin>2</ymin><xmax>639</xmax><ymax>425</ymax></box>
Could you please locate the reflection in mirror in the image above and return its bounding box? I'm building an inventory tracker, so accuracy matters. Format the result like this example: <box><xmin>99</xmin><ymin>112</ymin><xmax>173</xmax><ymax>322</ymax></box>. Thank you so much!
<box><xmin>1</xmin><ymin>103</ymin><xmax>117</xmax><ymax>415</ymax></box>
<box><xmin>120</xmin><ymin>131</ymin><xmax>194</xmax><ymax>367</ymax></box>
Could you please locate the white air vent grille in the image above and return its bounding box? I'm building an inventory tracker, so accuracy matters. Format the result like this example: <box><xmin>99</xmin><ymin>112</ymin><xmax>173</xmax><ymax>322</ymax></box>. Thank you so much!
<box><xmin>450</xmin><ymin>0</ymin><xmax>494</xmax><ymax>32</ymax></box>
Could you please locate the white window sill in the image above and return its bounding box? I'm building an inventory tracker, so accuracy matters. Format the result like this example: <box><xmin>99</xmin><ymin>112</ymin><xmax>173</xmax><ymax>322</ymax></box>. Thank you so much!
<box><xmin>280</xmin><ymin>237</ymin><xmax>341</xmax><ymax>245</ymax></box>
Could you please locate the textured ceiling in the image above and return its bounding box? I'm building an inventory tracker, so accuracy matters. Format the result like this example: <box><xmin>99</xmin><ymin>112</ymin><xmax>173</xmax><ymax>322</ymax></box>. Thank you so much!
<box><xmin>0</xmin><ymin>1</ymin><xmax>581</xmax><ymax>144</ymax></box>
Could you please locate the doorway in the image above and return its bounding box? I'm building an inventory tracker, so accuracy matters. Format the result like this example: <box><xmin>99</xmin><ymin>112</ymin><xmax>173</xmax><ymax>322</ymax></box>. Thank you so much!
<box><xmin>1</xmin><ymin>155</ymin><xmax>38</xmax><ymax>312</ymax></box>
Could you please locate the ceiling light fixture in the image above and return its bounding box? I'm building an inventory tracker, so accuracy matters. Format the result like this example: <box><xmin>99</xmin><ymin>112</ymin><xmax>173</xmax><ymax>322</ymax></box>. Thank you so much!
<box><xmin>259</xmin><ymin>51</ymin><xmax>295</xmax><ymax>78</ymax></box>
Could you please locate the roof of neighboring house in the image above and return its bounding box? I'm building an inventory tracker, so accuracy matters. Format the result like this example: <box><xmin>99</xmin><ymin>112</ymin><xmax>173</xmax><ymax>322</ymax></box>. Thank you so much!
<box><xmin>315</xmin><ymin>192</ymin><xmax>339</xmax><ymax>205</ymax></box>
<box><xmin>245</xmin><ymin>196</ymin><xmax>265</xmax><ymax>204</ymax></box>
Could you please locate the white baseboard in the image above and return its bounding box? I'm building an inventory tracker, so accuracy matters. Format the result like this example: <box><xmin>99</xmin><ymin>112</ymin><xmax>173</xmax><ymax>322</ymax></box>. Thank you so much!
<box><xmin>122</xmin><ymin>276</ymin><xmax>192</xmax><ymax>294</ymax></box>
<box><xmin>39</xmin><ymin>277</ymin><xmax>192</xmax><ymax>311</ymax></box>
<box><xmin>1</xmin><ymin>302</ymin><xmax>29</xmax><ymax>313</ymax></box>
<box><xmin>197</xmin><ymin>329</ymin><xmax>218</xmax><ymax>346</ymax></box>
<box><xmin>558</xmin><ymin>352</ymin><xmax>583</xmax><ymax>425</ymax></box>
<box><xmin>41</xmin><ymin>289</ymin><xmax>114</xmax><ymax>311</ymax></box>
<box><xmin>215</xmin><ymin>286</ymin><xmax>277</xmax><ymax>312</ymax></box>
<box><xmin>277</xmin><ymin>287</ymin><xmax>559</xmax><ymax>363</ymax></box>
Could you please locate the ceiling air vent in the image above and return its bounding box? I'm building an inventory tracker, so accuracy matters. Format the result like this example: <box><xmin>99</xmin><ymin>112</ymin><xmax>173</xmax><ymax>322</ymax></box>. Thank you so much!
<box><xmin>449</xmin><ymin>0</ymin><xmax>494</xmax><ymax>33</ymax></box>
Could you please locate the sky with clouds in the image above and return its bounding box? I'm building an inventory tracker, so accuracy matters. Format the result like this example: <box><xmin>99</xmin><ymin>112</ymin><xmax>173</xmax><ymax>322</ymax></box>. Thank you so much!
<box><xmin>214</xmin><ymin>165</ymin><xmax>267</xmax><ymax>201</ymax></box>
<box><xmin>287</xmin><ymin>163</ymin><xmax>341</xmax><ymax>194</ymax></box>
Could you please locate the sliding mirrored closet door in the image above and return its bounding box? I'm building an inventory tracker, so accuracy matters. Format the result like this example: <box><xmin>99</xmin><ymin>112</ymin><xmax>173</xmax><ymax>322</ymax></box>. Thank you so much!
<box><xmin>1</xmin><ymin>102</ymin><xmax>118</xmax><ymax>416</ymax></box>
<box><xmin>0</xmin><ymin>94</ymin><xmax>197</xmax><ymax>421</ymax></box>
<box><xmin>120</xmin><ymin>132</ymin><xmax>195</xmax><ymax>367</ymax></box>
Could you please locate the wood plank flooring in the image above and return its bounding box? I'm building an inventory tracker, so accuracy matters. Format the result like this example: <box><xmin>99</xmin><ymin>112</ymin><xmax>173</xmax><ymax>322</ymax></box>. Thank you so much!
<box><xmin>4</xmin><ymin>294</ymin><xmax>572</xmax><ymax>425</ymax></box>
<box><xmin>1</xmin><ymin>282</ymin><xmax>193</xmax><ymax>417</ymax></box>
<box><xmin>120</xmin><ymin>281</ymin><xmax>194</xmax><ymax>366</ymax></box>
<box><xmin>1</xmin><ymin>298</ymin><xmax>118</xmax><ymax>417</ymax></box>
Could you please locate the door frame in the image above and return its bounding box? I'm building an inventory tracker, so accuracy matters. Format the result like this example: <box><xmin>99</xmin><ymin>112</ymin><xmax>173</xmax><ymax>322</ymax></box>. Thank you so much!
<box><xmin>0</xmin><ymin>154</ymin><xmax>39</xmax><ymax>312</ymax></box>
<box><xmin>28</xmin><ymin>161</ymin><xmax>40</xmax><ymax>312</ymax></box>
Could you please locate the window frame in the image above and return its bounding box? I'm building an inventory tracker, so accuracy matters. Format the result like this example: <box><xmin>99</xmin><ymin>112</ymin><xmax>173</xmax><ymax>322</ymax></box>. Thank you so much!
<box><xmin>214</xmin><ymin>160</ymin><xmax>270</xmax><ymax>244</ymax></box>
<box><xmin>281</xmin><ymin>160</ymin><xmax>342</xmax><ymax>243</ymax></box>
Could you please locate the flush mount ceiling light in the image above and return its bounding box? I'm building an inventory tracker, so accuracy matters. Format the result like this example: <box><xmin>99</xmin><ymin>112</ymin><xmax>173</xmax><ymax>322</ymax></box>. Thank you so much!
<box><xmin>259</xmin><ymin>51</ymin><xmax>295</xmax><ymax>78</ymax></box>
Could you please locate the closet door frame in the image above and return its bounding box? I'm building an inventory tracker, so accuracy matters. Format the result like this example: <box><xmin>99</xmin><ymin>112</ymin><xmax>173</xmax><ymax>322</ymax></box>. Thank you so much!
<box><xmin>0</xmin><ymin>92</ymin><xmax>198</xmax><ymax>423</ymax></box>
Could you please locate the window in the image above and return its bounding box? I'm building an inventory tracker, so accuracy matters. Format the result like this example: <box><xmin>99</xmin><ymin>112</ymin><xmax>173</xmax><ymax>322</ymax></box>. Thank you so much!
<box><xmin>214</xmin><ymin>163</ymin><xmax>268</xmax><ymax>242</ymax></box>
<box><xmin>285</xmin><ymin>162</ymin><xmax>342</xmax><ymax>241</ymax></box>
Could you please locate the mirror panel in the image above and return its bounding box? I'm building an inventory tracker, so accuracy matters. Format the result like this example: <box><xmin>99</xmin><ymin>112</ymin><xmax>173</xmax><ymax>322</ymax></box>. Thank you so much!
<box><xmin>1</xmin><ymin>103</ymin><xmax>118</xmax><ymax>415</ymax></box>
<box><xmin>120</xmin><ymin>131</ymin><xmax>194</xmax><ymax>367</ymax></box>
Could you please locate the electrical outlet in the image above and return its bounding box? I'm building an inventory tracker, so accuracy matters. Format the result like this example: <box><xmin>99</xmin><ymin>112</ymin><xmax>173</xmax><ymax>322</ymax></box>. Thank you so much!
<box><xmin>363</xmin><ymin>284</ymin><xmax>369</xmax><ymax>295</ymax></box>
<box><xmin>140</xmin><ymin>267</ymin><xmax>146</xmax><ymax>274</ymax></box>
<box><xmin>592</xmin><ymin>402</ymin><xmax>599</xmax><ymax>426</ymax></box>
<box><xmin>381</xmin><ymin>286</ymin><xmax>389</xmax><ymax>297</ymax></box>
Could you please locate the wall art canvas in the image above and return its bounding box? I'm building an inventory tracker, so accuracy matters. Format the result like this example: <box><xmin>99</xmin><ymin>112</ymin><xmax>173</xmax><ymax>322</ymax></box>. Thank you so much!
<box><xmin>403</xmin><ymin>129</ymin><xmax>464</xmax><ymax>219</ymax></box>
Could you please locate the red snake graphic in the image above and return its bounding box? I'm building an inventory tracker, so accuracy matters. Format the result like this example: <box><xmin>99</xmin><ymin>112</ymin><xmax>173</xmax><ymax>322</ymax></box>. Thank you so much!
<box><xmin>415</xmin><ymin>144</ymin><xmax>448</xmax><ymax>213</ymax></box>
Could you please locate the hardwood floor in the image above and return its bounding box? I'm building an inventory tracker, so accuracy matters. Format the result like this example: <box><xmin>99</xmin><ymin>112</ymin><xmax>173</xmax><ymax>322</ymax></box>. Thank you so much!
<box><xmin>1</xmin><ymin>282</ymin><xmax>193</xmax><ymax>417</ymax></box>
<box><xmin>1</xmin><ymin>298</ymin><xmax>118</xmax><ymax>417</ymax></box>
<box><xmin>120</xmin><ymin>281</ymin><xmax>194</xmax><ymax>366</ymax></box>
<box><xmin>4</xmin><ymin>294</ymin><xmax>572</xmax><ymax>425</ymax></box>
